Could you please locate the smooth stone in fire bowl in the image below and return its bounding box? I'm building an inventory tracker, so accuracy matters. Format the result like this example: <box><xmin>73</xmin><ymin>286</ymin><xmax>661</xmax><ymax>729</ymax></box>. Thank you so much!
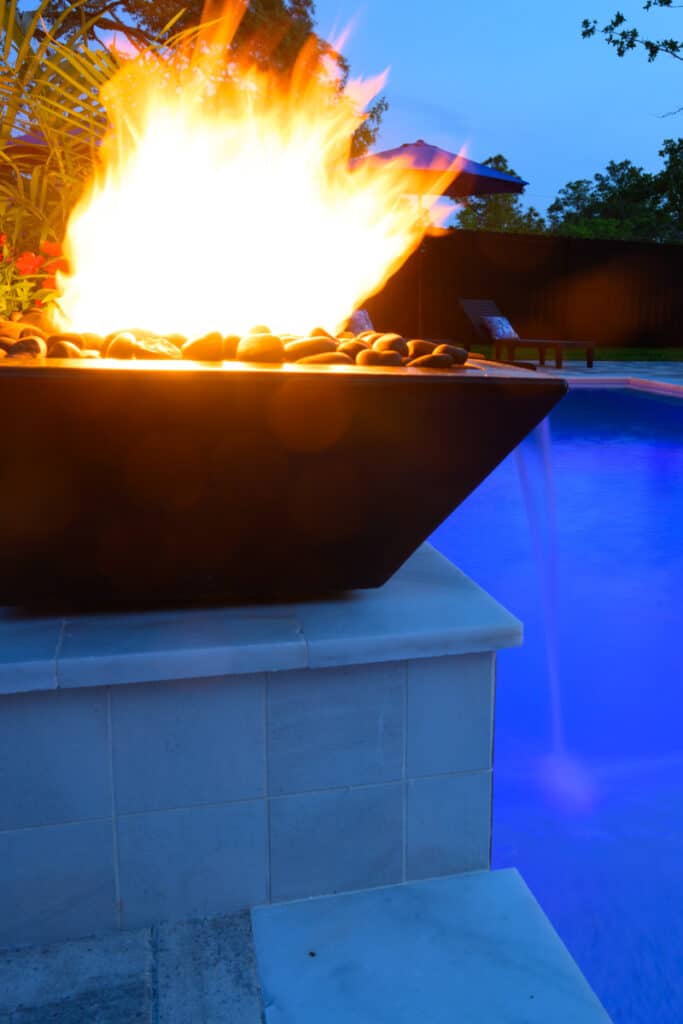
<box><xmin>373</xmin><ymin>333</ymin><xmax>409</xmax><ymax>356</ymax></box>
<box><xmin>434</xmin><ymin>343</ymin><xmax>468</xmax><ymax>364</ymax></box>
<box><xmin>18</xmin><ymin>313</ymin><xmax>52</xmax><ymax>335</ymax></box>
<box><xmin>81</xmin><ymin>332</ymin><xmax>107</xmax><ymax>351</ymax></box>
<box><xmin>182</xmin><ymin>332</ymin><xmax>224</xmax><ymax>361</ymax></box>
<box><xmin>20</xmin><ymin>325</ymin><xmax>48</xmax><ymax>340</ymax></box>
<box><xmin>284</xmin><ymin>338</ymin><xmax>337</xmax><ymax>360</ymax></box>
<box><xmin>0</xmin><ymin>338</ymin><xmax>14</xmax><ymax>353</ymax></box>
<box><xmin>47</xmin><ymin>332</ymin><xmax>84</xmax><ymax>349</ymax></box>
<box><xmin>223</xmin><ymin>334</ymin><xmax>240</xmax><ymax>359</ymax></box>
<box><xmin>297</xmin><ymin>351</ymin><xmax>353</xmax><ymax>364</ymax></box>
<box><xmin>134</xmin><ymin>338</ymin><xmax>182</xmax><ymax>360</ymax></box>
<box><xmin>236</xmin><ymin>333</ymin><xmax>286</xmax><ymax>363</ymax></box>
<box><xmin>338</xmin><ymin>340</ymin><xmax>368</xmax><ymax>359</ymax></box>
<box><xmin>48</xmin><ymin>340</ymin><xmax>82</xmax><ymax>359</ymax></box>
<box><xmin>0</xmin><ymin>320</ymin><xmax>23</xmax><ymax>339</ymax></box>
<box><xmin>356</xmin><ymin>348</ymin><xmax>402</xmax><ymax>367</ymax></box>
<box><xmin>407</xmin><ymin>339</ymin><xmax>436</xmax><ymax>359</ymax></box>
<box><xmin>105</xmin><ymin>332</ymin><xmax>137</xmax><ymax>358</ymax></box>
<box><xmin>408</xmin><ymin>353</ymin><xmax>456</xmax><ymax>369</ymax></box>
<box><xmin>8</xmin><ymin>336</ymin><xmax>47</xmax><ymax>357</ymax></box>
<box><xmin>309</xmin><ymin>326</ymin><xmax>336</xmax><ymax>340</ymax></box>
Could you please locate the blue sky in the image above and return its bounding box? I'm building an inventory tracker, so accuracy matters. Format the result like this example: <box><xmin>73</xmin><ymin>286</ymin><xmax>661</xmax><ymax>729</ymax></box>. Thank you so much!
<box><xmin>314</xmin><ymin>0</ymin><xmax>682</xmax><ymax>212</ymax></box>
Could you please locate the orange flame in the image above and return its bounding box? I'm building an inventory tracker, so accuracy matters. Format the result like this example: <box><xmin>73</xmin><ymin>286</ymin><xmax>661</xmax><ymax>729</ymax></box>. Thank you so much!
<box><xmin>56</xmin><ymin>2</ymin><xmax>459</xmax><ymax>338</ymax></box>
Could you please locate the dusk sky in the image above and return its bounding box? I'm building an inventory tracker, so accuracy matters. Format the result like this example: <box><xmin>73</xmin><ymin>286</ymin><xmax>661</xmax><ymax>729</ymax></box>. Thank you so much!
<box><xmin>314</xmin><ymin>0</ymin><xmax>681</xmax><ymax>212</ymax></box>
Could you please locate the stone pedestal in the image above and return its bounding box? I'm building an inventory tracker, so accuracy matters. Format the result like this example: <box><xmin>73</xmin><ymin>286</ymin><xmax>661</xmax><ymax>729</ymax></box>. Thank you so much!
<box><xmin>0</xmin><ymin>544</ymin><xmax>521</xmax><ymax>949</ymax></box>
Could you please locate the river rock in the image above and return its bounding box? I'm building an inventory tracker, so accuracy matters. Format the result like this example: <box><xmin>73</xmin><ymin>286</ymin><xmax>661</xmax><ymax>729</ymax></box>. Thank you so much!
<box><xmin>297</xmin><ymin>351</ymin><xmax>353</xmax><ymax>364</ymax></box>
<box><xmin>356</xmin><ymin>348</ymin><xmax>402</xmax><ymax>367</ymax></box>
<box><xmin>0</xmin><ymin>338</ymin><xmax>15</xmax><ymax>352</ymax></box>
<box><xmin>0</xmin><ymin>320</ymin><xmax>24</xmax><ymax>339</ymax></box>
<box><xmin>236</xmin><ymin>333</ymin><xmax>285</xmax><ymax>363</ymax></box>
<box><xmin>9</xmin><ymin>336</ymin><xmax>47</xmax><ymax>357</ymax></box>
<box><xmin>182</xmin><ymin>332</ymin><xmax>224</xmax><ymax>361</ymax></box>
<box><xmin>81</xmin><ymin>333</ymin><xmax>107</xmax><ymax>351</ymax></box>
<box><xmin>407</xmin><ymin>339</ymin><xmax>435</xmax><ymax>359</ymax></box>
<box><xmin>407</xmin><ymin>353</ymin><xmax>455</xmax><ymax>369</ymax></box>
<box><xmin>19</xmin><ymin>310</ymin><xmax>51</xmax><ymax>332</ymax></box>
<box><xmin>248</xmin><ymin>324</ymin><xmax>271</xmax><ymax>335</ymax></box>
<box><xmin>80</xmin><ymin>349</ymin><xmax>101</xmax><ymax>358</ymax></box>
<box><xmin>48</xmin><ymin>340</ymin><xmax>82</xmax><ymax>358</ymax></box>
<box><xmin>134</xmin><ymin>338</ymin><xmax>182</xmax><ymax>359</ymax></box>
<box><xmin>284</xmin><ymin>338</ymin><xmax>337</xmax><ymax>360</ymax></box>
<box><xmin>105</xmin><ymin>332</ymin><xmax>137</xmax><ymax>358</ymax></box>
<box><xmin>346</xmin><ymin>309</ymin><xmax>374</xmax><ymax>334</ymax></box>
<box><xmin>434</xmin><ymin>343</ymin><xmax>468</xmax><ymax>364</ymax></box>
<box><xmin>223</xmin><ymin>335</ymin><xmax>240</xmax><ymax>359</ymax></box>
<box><xmin>338</xmin><ymin>340</ymin><xmax>368</xmax><ymax>359</ymax></box>
<box><xmin>309</xmin><ymin>326</ymin><xmax>336</xmax><ymax>340</ymax></box>
<box><xmin>47</xmin><ymin>332</ymin><xmax>83</xmax><ymax>349</ymax></box>
<box><xmin>373</xmin><ymin>333</ymin><xmax>408</xmax><ymax>356</ymax></box>
<box><xmin>20</xmin><ymin>325</ymin><xmax>48</xmax><ymax>340</ymax></box>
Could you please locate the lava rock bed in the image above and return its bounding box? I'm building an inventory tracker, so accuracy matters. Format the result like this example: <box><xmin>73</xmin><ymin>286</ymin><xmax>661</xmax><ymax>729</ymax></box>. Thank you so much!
<box><xmin>0</xmin><ymin>317</ymin><xmax>471</xmax><ymax>370</ymax></box>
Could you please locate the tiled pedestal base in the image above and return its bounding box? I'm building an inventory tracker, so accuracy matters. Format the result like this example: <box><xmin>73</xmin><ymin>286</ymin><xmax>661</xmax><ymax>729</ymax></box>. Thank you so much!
<box><xmin>0</xmin><ymin>545</ymin><xmax>520</xmax><ymax>949</ymax></box>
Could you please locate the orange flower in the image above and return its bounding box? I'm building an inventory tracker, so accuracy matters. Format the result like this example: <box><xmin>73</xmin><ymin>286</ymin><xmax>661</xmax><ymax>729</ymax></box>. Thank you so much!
<box><xmin>40</xmin><ymin>240</ymin><xmax>62</xmax><ymax>258</ymax></box>
<box><xmin>15</xmin><ymin>251</ymin><xmax>45</xmax><ymax>275</ymax></box>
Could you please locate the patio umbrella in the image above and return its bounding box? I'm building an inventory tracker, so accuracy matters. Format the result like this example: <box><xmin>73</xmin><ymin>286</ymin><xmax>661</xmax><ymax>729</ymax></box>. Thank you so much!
<box><xmin>354</xmin><ymin>139</ymin><xmax>527</xmax><ymax>198</ymax></box>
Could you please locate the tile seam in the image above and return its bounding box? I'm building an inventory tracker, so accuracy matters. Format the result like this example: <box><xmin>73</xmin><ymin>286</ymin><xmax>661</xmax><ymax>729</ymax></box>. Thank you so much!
<box><xmin>402</xmin><ymin>660</ymin><xmax>408</xmax><ymax>884</ymax></box>
<box><xmin>54</xmin><ymin>618</ymin><xmax>68</xmax><ymax>687</ymax></box>
<box><xmin>264</xmin><ymin>672</ymin><xmax>272</xmax><ymax>903</ymax></box>
<box><xmin>107</xmin><ymin>688</ymin><xmax>123</xmax><ymax>929</ymax></box>
<box><xmin>0</xmin><ymin>767</ymin><xmax>493</xmax><ymax>834</ymax></box>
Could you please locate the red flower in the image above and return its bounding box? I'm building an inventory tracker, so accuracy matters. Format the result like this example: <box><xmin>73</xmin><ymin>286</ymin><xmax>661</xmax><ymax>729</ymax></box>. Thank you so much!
<box><xmin>40</xmin><ymin>240</ymin><xmax>62</xmax><ymax>258</ymax></box>
<box><xmin>33</xmin><ymin>299</ymin><xmax>43</xmax><ymax>308</ymax></box>
<box><xmin>43</xmin><ymin>257</ymin><xmax>69</xmax><ymax>274</ymax></box>
<box><xmin>0</xmin><ymin>233</ymin><xmax>7</xmax><ymax>247</ymax></box>
<box><xmin>15</xmin><ymin>251</ymin><xmax>45</xmax><ymax>275</ymax></box>
<box><xmin>42</xmin><ymin>275</ymin><xmax>57</xmax><ymax>291</ymax></box>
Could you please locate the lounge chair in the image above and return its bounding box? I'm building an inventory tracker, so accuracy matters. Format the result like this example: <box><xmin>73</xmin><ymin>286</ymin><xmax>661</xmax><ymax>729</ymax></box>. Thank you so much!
<box><xmin>459</xmin><ymin>299</ymin><xmax>595</xmax><ymax>369</ymax></box>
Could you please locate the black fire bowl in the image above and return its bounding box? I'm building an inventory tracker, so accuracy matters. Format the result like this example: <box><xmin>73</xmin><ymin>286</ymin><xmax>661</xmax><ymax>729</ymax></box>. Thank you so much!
<box><xmin>0</xmin><ymin>358</ymin><xmax>566</xmax><ymax>609</ymax></box>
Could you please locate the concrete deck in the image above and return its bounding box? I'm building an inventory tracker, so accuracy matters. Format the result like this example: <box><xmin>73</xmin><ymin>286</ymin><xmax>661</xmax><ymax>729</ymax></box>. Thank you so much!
<box><xmin>541</xmin><ymin>359</ymin><xmax>683</xmax><ymax>388</ymax></box>
<box><xmin>0</xmin><ymin>911</ymin><xmax>264</xmax><ymax>1024</ymax></box>
<box><xmin>1</xmin><ymin>871</ymin><xmax>612</xmax><ymax>1023</ymax></box>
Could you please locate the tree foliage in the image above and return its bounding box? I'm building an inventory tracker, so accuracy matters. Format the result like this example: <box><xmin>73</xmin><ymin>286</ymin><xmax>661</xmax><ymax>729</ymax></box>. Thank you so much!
<box><xmin>37</xmin><ymin>0</ymin><xmax>387</xmax><ymax>153</ymax></box>
<box><xmin>582</xmin><ymin>0</ymin><xmax>682</xmax><ymax>63</ymax></box>
<box><xmin>547</xmin><ymin>139</ymin><xmax>683</xmax><ymax>243</ymax></box>
<box><xmin>452</xmin><ymin>155</ymin><xmax>546</xmax><ymax>235</ymax></box>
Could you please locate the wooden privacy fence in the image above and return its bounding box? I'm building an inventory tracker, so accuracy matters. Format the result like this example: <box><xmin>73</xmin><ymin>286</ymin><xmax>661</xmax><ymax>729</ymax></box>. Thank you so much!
<box><xmin>364</xmin><ymin>229</ymin><xmax>683</xmax><ymax>348</ymax></box>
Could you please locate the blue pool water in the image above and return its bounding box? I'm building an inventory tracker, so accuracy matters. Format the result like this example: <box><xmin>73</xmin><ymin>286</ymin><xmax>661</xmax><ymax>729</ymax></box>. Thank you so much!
<box><xmin>431</xmin><ymin>388</ymin><xmax>683</xmax><ymax>1023</ymax></box>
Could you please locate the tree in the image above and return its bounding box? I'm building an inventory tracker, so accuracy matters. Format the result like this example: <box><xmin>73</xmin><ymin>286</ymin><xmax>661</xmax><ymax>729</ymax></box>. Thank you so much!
<box><xmin>452</xmin><ymin>155</ymin><xmax>546</xmax><ymax>234</ymax></box>
<box><xmin>582</xmin><ymin>1</ymin><xmax>682</xmax><ymax>112</ymax></box>
<box><xmin>546</xmin><ymin>140</ymin><xmax>683</xmax><ymax>243</ymax></box>
<box><xmin>582</xmin><ymin>0</ymin><xmax>682</xmax><ymax>63</ymax></box>
<box><xmin>37</xmin><ymin>0</ymin><xmax>387</xmax><ymax>154</ymax></box>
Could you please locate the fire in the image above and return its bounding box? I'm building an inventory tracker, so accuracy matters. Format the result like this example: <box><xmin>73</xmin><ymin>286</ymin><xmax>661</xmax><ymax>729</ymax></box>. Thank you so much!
<box><xmin>55</xmin><ymin>1</ymin><xmax>459</xmax><ymax>339</ymax></box>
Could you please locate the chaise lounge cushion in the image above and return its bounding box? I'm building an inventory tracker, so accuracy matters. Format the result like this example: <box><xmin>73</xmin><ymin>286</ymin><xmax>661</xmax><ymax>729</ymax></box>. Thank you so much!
<box><xmin>480</xmin><ymin>315</ymin><xmax>519</xmax><ymax>341</ymax></box>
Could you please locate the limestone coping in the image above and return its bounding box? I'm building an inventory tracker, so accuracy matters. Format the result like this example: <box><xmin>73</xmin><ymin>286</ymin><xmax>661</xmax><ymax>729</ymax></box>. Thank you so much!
<box><xmin>0</xmin><ymin>544</ymin><xmax>521</xmax><ymax>696</ymax></box>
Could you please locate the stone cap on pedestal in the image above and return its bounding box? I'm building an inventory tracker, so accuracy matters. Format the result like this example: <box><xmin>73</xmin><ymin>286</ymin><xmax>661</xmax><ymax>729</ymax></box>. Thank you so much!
<box><xmin>0</xmin><ymin>543</ymin><xmax>521</xmax><ymax>696</ymax></box>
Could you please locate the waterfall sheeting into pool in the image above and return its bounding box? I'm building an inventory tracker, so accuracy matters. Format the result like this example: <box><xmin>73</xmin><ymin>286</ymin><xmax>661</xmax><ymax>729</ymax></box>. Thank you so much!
<box><xmin>431</xmin><ymin>387</ymin><xmax>683</xmax><ymax>1024</ymax></box>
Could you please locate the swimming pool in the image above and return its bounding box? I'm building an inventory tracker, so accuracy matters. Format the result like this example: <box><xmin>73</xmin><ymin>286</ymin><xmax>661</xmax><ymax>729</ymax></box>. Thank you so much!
<box><xmin>431</xmin><ymin>386</ymin><xmax>683</xmax><ymax>1024</ymax></box>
